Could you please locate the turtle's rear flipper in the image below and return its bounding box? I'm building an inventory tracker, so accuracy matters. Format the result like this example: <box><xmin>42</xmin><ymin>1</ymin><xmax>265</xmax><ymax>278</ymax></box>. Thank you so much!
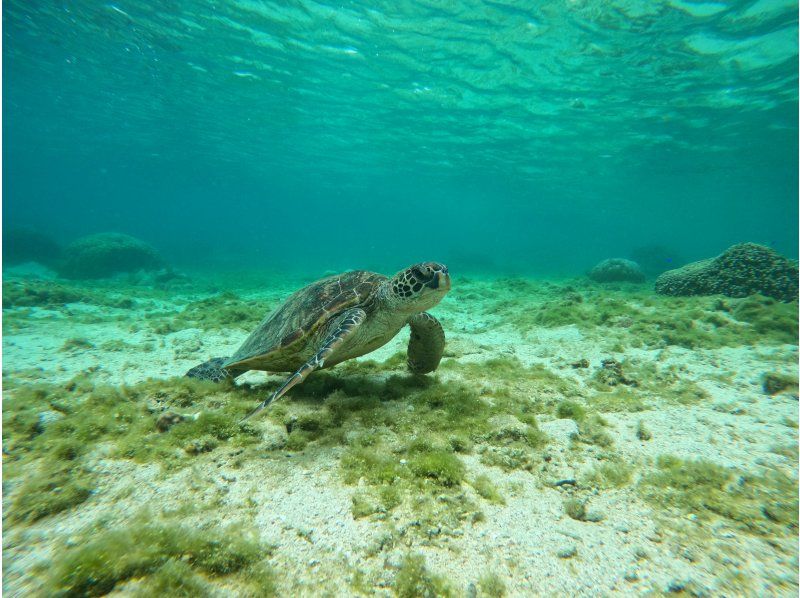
<box><xmin>185</xmin><ymin>357</ymin><xmax>245</xmax><ymax>382</ymax></box>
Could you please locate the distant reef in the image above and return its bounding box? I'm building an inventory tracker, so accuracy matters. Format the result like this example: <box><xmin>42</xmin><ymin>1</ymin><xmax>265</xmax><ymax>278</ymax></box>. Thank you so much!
<box><xmin>588</xmin><ymin>258</ymin><xmax>645</xmax><ymax>283</ymax></box>
<box><xmin>655</xmin><ymin>243</ymin><xmax>798</xmax><ymax>302</ymax></box>
<box><xmin>3</xmin><ymin>227</ymin><xmax>62</xmax><ymax>267</ymax></box>
<box><xmin>57</xmin><ymin>232</ymin><xmax>165</xmax><ymax>280</ymax></box>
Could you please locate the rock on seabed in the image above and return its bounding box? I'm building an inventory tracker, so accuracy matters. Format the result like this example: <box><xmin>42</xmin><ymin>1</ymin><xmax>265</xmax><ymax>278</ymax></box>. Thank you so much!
<box><xmin>655</xmin><ymin>243</ymin><xmax>798</xmax><ymax>302</ymax></box>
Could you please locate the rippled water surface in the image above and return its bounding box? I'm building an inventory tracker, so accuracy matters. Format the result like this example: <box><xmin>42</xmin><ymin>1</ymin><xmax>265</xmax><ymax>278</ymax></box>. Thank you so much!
<box><xmin>5</xmin><ymin>0</ymin><xmax>798</xmax><ymax>271</ymax></box>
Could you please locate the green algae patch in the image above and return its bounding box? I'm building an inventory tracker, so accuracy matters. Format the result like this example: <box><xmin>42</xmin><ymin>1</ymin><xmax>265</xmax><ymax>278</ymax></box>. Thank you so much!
<box><xmin>340</xmin><ymin>440</ymin><xmax>475</xmax><ymax>528</ymax></box>
<box><xmin>3</xmin><ymin>280</ymin><xmax>85</xmax><ymax>307</ymax></box>
<box><xmin>8</xmin><ymin>462</ymin><xmax>95</xmax><ymax>523</ymax></box>
<box><xmin>576</xmin><ymin>414</ymin><xmax>614</xmax><ymax>447</ymax></box>
<box><xmin>639</xmin><ymin>456</ymin><xmax>799</xmax><ymax>537</ymax></box>
<box><xmin>589</xmin><ymin>388</ymin><xmax>647</xmax><ymax>412</ymax></box>
<box><xmin>478</xmin><ymin>572</ymin><xmax>507</xmax><ymax>597</ymax></box>
<box><xmin>289</xmin><ymin>362</ymin><xmax>550</xmax><ymax>456</ymax></box>
<box><xmin>2</xmin><ymin>279</ymin><xmax>140</xmax><ymax>310</ymax></box>
<box><xmin>238</xmin><ymin>562</ymin><xmax>279</xmax><ymax>597</ymax></box>
<box><xmin>60</xmin><ymin>338</ymin><xmax>95</xmax><ymax>352</ymax></box>
<box><xmin>147</xmin><ymin>292</ymin><xmax>274</xmax><ymax>333</ymax></box>
<box><xmin>133</xmin><ymin>559</ymin><xmax>213</xmax><ymax>597</ymax></box>
<box><xmin>393</xmin><ymin>553</ymin><xmax>453</xmax><ymax>598</ymax></box>
<box><xmin>664</xmin><ymin>381</ymin><xmax>709</xmax><ymax>405</ymax></box>
<box><xmin>477</xmin><ymin>417</ymin><xmax>548</xmax><ymax>471</ymax></box>
<box><xmin>119</xmin><ymin>405</ymin><xmax>260</xmax><ymax>463</ymax></box>
<box><xmin>472</xmin><ymin>475</ymin><xmax>505</xmax><ymax>504</ymax></box>
<box><xmin>731</xmin><ymin>295</ymin><xmax>798</xmax><ymax>344</ymax></box>
<box><xmin>351</xmin><ymin>492</ymin><xmax>383</xmax><ymax>519</ymax></box>
<box><xmin>762</xmin><ymin>372</ymin><xmax>799</xmax><ymax>395</ymax></box>
<box><xmin>3</xmin><ymin>374</ymin><xmax>263</xmax><ymax>516</ymax></box>
<box><xmin>769</xmin><ymin>443</ymin><xmax>799</xmax><ymax>461</ymax></box>
<box><xmin>479</xmin><ymin>446</ymin><xmax>538</xmax><ymax>471</ymax></box>
<box><xmin>585</xmin><ymin>461</ymin><xmax>634</xmax><ymax>489</ymax></box>
<box><xmin>604</xmin><ymin>360</ymin><xmax>708</xmax><ymax>407</ymax></box>
<box><xmin>339</xmin><ymin>350</ymin><xmax>408</xmax><ymax>374</ymax></box>
<box><xmin>99</xmin><ymin>339</ymin><xmax>139</xmax><ymax>352</ymax></box>
<box><xmin>493</xmin><ymin>281</ymin><xmax>798</xmax><ymax>349</ymax></box>
<box><xmin>43</xmin><ymin>516</ymin><xmax>274</xmax><ymax>597</ymax></box>
<box><xmin>441</xmin><ymin>355</ymin><xmax>578</xmax><ymax>400</ymax></box>
<box><xmin>636</xmin><ymin>420</ymin><xmax>652</xmax><ymax>441</ymax></box>
<box><xmin>342</xmin><ymin>446</ymin><xmax>408</xmax><ymax>486</ymax></box>
<box><xmin>408</xmin><ymin>445</ymin><xmax>466</xmax><ymax>487</ymax></box>
<box><xmin>556</xmin><ymin>400</ymin><xmax>586</xmax><ymax>421</ymax></box>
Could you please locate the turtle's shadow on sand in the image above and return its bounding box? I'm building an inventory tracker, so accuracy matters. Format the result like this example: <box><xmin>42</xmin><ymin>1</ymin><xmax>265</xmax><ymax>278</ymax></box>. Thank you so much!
<box><xmin>240</xmin><ymin>369</ymin><xmax>435</xmax><ymax>406</ymax></box>
<box><xmin>236</xmin><ymin>369</ymin><xmax>440</xmax><ymax>440</ymax></box>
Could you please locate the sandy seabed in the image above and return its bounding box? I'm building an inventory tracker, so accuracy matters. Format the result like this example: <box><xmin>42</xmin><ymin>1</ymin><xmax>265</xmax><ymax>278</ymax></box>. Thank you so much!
<box><xmin>3</xmin><ymin>266</ymin><xmax>798</xmax><ymax>597</ymax></box>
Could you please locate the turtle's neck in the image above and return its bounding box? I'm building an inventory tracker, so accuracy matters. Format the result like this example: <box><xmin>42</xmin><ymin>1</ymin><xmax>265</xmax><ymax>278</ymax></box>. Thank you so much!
<box><xmin>375</xmin><ymin>279</ymin><xmax>421</xmax><ymax>319</ymax></box>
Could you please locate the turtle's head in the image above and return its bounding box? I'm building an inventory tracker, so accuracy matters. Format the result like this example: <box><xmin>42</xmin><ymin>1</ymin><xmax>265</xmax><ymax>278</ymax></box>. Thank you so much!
<box><xmin>387</xmin><ymin>262</ymin><xmax>450</xmax><ymax>312</ymax></box>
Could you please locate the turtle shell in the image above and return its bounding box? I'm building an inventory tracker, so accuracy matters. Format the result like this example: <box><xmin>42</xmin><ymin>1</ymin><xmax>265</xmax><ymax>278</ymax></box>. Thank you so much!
<box><xmin>223</xmin><ymin>270</ymin><xmax>386</xmax><ymax>371</ymax></box>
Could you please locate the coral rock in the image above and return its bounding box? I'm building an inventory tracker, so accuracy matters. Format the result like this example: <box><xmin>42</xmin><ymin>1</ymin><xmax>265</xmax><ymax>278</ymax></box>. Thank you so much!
<box><xmin>655</xmin><ymin>243</ymin><xmax>798</xmax><ymax>302</ymax></box>
<box><xmin>4</xmin><ymin>227</ymin><xmax>62</xmax><ymax>266</ymax></box>
<box><xmin>58</xmin><ymin>232</ymin><xmax>164</xmax><ymax>279</ymax></box>
<box><xmin>588</xmin><ymin>258</ymin><xmax>645</xmax><ymax>283</ymax></box>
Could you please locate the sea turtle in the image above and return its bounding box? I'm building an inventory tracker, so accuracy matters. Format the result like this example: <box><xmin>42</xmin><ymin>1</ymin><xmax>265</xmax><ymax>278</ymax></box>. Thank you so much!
<box><xmin>186</xmin><ymin>262</ymin><xmax>451</xmax><ymax>420</ymax></box>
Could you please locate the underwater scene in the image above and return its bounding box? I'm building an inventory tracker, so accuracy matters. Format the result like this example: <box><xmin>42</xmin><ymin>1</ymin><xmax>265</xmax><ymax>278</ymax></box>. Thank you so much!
<box><xmin>3</xmin><ymin>1</ymin><xmax>799</xmax><ymax>596</ymax></box>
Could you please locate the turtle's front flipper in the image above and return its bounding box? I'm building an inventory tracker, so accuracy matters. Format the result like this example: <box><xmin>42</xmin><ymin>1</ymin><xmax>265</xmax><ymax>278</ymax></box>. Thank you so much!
<box><xmin>407</xmin><ymin>312</ymin><xmax>445</xmax><ymax>374</ymax></box>
<box><xmin>242</xmin><ymin>308</ymin><xmax>367</xmax><ymax>421</ymax></box>
<box><xmin>185</xmin><ymin>358</ymin><xmax>247</xmax><ymax>382</ymax></box>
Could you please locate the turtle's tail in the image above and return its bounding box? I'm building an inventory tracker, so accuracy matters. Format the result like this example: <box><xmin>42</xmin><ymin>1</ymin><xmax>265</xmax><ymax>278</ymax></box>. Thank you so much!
<box><xmin>185</xmin><ymin>357</ymin><xmax>236</xmax><ymax>383</ymax></box>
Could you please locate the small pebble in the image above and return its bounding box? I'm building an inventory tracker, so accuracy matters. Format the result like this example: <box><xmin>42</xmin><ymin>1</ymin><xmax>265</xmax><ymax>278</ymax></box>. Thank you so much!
<box><xmin>384</xmin><ymin>554</ymin><xmax>403</xmax><ymax>569</ymax></box>
<box><xmin>553</xmin><ymin>478</ymin><xmax>577</xmax><ymax>487</ymax></box>
<box><xmin>585</xmin><ymin>510</ymin><xmax>605</xmax><ymax>523</ymax></box>
<box><xmin>667</xmin><ymin>578</ymin><xmax>690</xmax><ymax>593</ymax></box>
<box><xmin>557</xmin><ymin>545</ymin><xmax>577</xmax><ymax>559</ymax></box>
<box><xmin>156</xmin><ymin>411</ymin><xmax>185</xmax><ymax>432</ymax></box>
<box><xmin>633</xmin><ymin>546</ymin><xmax>649</xmax><ymax>560</ymax></box>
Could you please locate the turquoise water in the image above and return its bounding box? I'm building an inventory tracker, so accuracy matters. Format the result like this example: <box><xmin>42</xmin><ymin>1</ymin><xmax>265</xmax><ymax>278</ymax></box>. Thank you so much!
<box><xmin>3</xmin><ymin>2</ymin><xmax>799</xmax><ymax>597</ymax></box>
<box><xmin>4</xmin><ymin>0</ymin><xmax>798</xmax><ymax>274</ymax></box>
